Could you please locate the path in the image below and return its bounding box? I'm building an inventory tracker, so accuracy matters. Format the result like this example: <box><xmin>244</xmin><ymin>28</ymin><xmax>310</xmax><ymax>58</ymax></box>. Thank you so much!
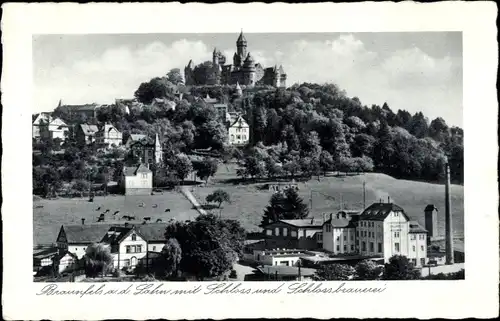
<box><xmin>179</xmin><ymin>186</ymin><xmax>207</xmax><ymax>215</ymax></box>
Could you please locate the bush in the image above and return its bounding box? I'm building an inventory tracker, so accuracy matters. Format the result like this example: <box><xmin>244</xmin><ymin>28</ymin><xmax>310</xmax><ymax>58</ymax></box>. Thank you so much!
<box><xmin>229</xmin><ymin>269</ymin><xmax>237</xmax><ymax>279</ymax></box>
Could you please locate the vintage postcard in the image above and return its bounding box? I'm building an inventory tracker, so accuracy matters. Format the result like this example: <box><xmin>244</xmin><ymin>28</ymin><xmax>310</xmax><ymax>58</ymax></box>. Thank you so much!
<box><xmin>2</xmin><ymin>2</ymin><xmax>498</xmax><ymax>320</ymax></box>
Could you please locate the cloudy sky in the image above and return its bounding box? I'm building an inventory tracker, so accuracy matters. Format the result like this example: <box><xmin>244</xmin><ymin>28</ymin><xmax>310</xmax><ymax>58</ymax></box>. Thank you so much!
<box><xmin>33</xmin><ymin>32</ymin><xmax>462</xmax><ymax>127</ymax></box>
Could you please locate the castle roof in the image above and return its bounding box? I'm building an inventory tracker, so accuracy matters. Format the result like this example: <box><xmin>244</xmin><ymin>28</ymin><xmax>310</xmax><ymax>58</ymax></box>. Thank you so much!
<box><xmin>237</xmin><ymin>31</ymin><xmax>247</xmax><ymax>43</ymax></box>
<box><xmin>359</xmin><ymin>202</ymin><xmax>410</xmax><ymax>221</ymax></box>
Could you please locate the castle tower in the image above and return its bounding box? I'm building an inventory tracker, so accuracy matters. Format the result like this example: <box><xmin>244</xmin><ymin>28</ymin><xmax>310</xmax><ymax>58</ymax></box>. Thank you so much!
<box><xmin>236</xmin><ymin>82</ymin><xmax>243</xmax><ymax>97</ymax></box>
<box><xmin>424</xmin><ymin>205</ymin><xmax>439</xmax><ymax>245</ymax></box>
<box><xmin>236</xmin><ymin>30</ymin><xmax>247</xmax><ymax>59</ymax></box>
<box><xmin>184</xmin><ymin>60</ymin><xmax>195</xmax><ymax>85</ymax></box>
<box><xmin>212</xmin><ymin>48</ymin><xmax>219</xmax><ymax>66</ymax></box>
<box><xmin>243</xmin><ymin>53</ymin><xmax>256</xmax><ymax>87</ymax></box>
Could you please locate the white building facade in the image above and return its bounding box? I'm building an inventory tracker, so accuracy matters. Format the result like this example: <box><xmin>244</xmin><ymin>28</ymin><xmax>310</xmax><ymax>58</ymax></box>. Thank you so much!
<box><xmin>228</xmin><ymin>115</ymin><xmax>249</xmax><ymax>146</ymax></box>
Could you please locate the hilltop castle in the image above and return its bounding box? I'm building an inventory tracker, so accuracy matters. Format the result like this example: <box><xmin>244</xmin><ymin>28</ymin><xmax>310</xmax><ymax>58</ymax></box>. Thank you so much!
<box><xmin>184</xmin><ymin>31</ymin><xmax>287</xmax><ymax>88</ymax></box>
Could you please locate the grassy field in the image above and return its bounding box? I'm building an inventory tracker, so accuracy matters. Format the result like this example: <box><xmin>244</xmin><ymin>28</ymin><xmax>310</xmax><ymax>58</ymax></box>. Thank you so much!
<box><xmin>33</xmin><ymin>192</ymin><xmax>199</xmax><ymax>245</ymax></box>
<box><xmin>33</xmin><ymin>164</ymin><xmax>464</xmax><ymax>246</ymax></box>
<box><xmin>194</xmin><ymin>167</ymin><xmax>465</xmax><ymax>238</ymax></box>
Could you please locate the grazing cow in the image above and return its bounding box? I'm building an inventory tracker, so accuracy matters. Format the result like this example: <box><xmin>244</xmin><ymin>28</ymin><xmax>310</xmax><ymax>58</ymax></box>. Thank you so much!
<box><xmin>152</xmin><ymin>204</ymin><xmax>158</xmax><ymax>208</ymax></box>
<box><xmin>96</xmin><ymin>207</ymin><xmax>101</xmax><ymax>211</ymax></box>
<box><xmin>165</xmin><ymin>208</ymin><xmax>171</xmax><ymax>212</ymax></box>
<box><xmin>142</xmin><ymin>221</ymin><xmax>147</xmax><ymax>225</ymax></box>
<box><xmin>104</xmin><ymin>209</ymin><xmax>110</xmax><ymax>213</ymax></box>
<box><xmin>113</xmin><ymin>211</ymin><xmax>120</xmax><ymax>216</ymax></box>
<box><xmin>97</xmin><ymin>217</ymin><xmax>104</xmax><ymax>222</ymax></box>
<box><xmin>138</xmin><ymin>202</ymin><xmax>145</xmax><ymax>207</ymax></box>
<box><xmin>122</xmin><ymin>215</ymin><xmax>130</xmax><ymax>221</ymax></box>
<box><xmin>156</xmin><ymin>219</ymin><xmax>162</xmax><ymax>223</ymax></box>
<box><xmin>144</xmin><ymin>217</ymin><xmax>151</xmax><ymax>221</ymax></box>
<box><xmin>35</xmin><ymin>205</ymin><xmax>44</xmax><ymax>209</ymax></box>
<box><xmin>128</xmin><ymin>216</ymin><xmax>136</xmax><ymax>221</ymax></box>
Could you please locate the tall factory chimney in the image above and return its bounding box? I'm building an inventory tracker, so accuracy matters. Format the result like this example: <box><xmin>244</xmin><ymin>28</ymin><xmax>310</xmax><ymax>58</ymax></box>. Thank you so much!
<box><xmin>424</xmin><ymin>205</ymin><xmax>438</xmax><ymax>245</ymax></box>
<box><xmin>444</xmin><ymin>156</ymin><xmax>454</xmax><ymax>264</ymax></box>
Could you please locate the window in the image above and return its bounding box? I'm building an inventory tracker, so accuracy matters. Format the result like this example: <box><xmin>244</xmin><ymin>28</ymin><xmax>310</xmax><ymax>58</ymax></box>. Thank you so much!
<box><xmin>362</xmin><ymin>242</ymin><xmax>366</xmax><ymax>251</ymax></box>
<box><xmin>356</xmin><ymin>231</ymin><xmax>359</xmax><ymax>237</ymax></box>
<box><xmin>351</xmin><ymin>235</ymin><xmax>354</xmax><ymax>241</ymax></box>
<box><xmin>303</xmin><ymin>230</ymin><xmax>306</xmax><ymax>238</ymax></box>
<box><xmin>394</xmin><ymin>212</ymin><xmax>399</xmax><ymax>217</ymax></box>
<box><xmin>243</xmin><ymin>135</ymin><xmax>246</xmax><ymax>140</ymax></box>
<box><xmin>131</xmin><ymin>234</ymin><xmax>136</xmax><ymax>241</ymax></box>
<box><xmin>420</xmin><ymin>258</ymin><xmax>426</xmax><ymax>266</ymax></box>
<box><xmin>237</xmin><ymin>135</ymin><xmax>241</xmax><ymax>139</ymax></box>
<box><xmin>266</xmin><ymin>229</ymin><xmax>272</xmax><ymax>236</ymax></box>
<box><xmin>283</xmin><ymin>228</ymin><xmax>288</xmax><ymax>236</ymax></box>
<box><xmin>153</xmin><ymin>246</ymin><xmax>156</xmax><ymax>251</ymax></box>
<box><xmin>336</xmin><ymin>236</ymin><xmax>340</xmax><ymax>242</ymax></box>
<box><xmin>395</xmin><ymin>243</ymin><xmax>400</xmax><ymax>252</ymax></box>
<box><xmin>336</xmin><ymin>245</ymin><xmax>340</xmax><ymax>252</ymax></box>
<box><xmin>412</xmin><ymin>245</ymin><xmax>416</xmax><ymax>252</ymax></box>
<box><xmin>291</xmin><ymin>231</ymin><xmax>297</xmax><ymax>237</ymax></box>
<box><xmin>343</xmin><ymin>245</ymin><xmax>347</xmax><ymax>252</ymax></box>
<box><xmin>136</xmin><ymin>245</ymin><xmax>142</xmax><ymax>253</ymax></box>
<box><xmin>231</xmin><ymin>135</ymin><xmax>235</xmax><ymax>140</ymax></box>
<box><xmin>343</xmin><ymin>235</ymin><xmax>347</xmax><ymax>241</ymax></box>
<box><xmin>378</xmin><ymin>243</ymin><xmax>382</xmax><ymax>253</ymax></box>
<box><xmin>420</xmin><ymin>245</ymin><xmax>424</xmax><ymax>251</ymax></box>
<box><xmin>351</xmin><ymin>245</ymin><xmax>355</xmax><ymax>251</ymax></box>
<box><xmin>369</xmin><ymin>242</ymin><xmax>374</xmax><ymax>252</ymax></box>
<box><xmin>126</xmin><ymin>246</ymin><xmax>131</xmax><ymax>253</ymax></box>
<box><xmin>410</xmin><ymin>234</ymin><xmax>416</xmax><ymax>240</ymax></box>
<box><xmin>411</xmin><ymin>259</ymin><xmax>417</xmax><ymax>266</ymax></box>
<box><xmin>275</xmin><ymin>227</ymin><xmax>280</xmax><ymax>236</ymax></box>
<box><xmin>124</xmin><ymin>259</ymin><xmax>130</xmax><ymax>267</ymax></box>
<box><xmin>394</xmin><ymin>232</ymin><xmax>400</xmax><ymax>238</ymax></box>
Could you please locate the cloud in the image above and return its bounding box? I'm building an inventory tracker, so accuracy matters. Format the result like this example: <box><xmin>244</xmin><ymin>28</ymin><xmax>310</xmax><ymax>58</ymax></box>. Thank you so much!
<box><xmin>34</xmin><ymin>34</ymin><xmax>462</xmax><ymax>126</ymax></box>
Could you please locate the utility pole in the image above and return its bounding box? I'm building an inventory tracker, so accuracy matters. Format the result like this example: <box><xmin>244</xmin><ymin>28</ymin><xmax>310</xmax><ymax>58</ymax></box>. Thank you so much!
<box><xmin>363</xmin><ymin>181</ymin><xmax>366</xmax><ymax>209</ymax></box>
<box><xmin>310</xmin><ymin>190</ymin><xmax>313</xmax><ymax>210</ymax></box>
<box><xmin>444</xmin><ymin>156</ymin><xmax>454</xmax><ymax>265</ymax></box>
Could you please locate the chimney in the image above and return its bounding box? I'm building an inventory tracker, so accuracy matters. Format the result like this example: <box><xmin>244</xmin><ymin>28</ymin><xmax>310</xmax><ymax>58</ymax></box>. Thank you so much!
<box><xmin>444</xmin><ymin>157</ymin><xmax>454</xmax><ymax>264</ymax></box>
<box><xmin>424</xmin><ymin>205</ymin><xmax>439</xmax><ymax>245</ymax></box>
<box><xmin>81</xmin><ymin>218</ymin><xmax>85</xmax><ymax>225</ymax></box>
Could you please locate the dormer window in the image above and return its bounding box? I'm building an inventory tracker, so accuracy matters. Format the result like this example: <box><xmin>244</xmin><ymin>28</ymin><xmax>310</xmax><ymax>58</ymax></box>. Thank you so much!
<box><xmin>131</xmin><ymin>234</ymin><xmax>136</xmax><ymax>241</ymax></box>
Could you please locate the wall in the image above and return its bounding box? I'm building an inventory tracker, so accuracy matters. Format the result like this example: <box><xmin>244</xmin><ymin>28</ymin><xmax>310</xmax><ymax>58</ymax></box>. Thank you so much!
<box><xmin>148</xmin><ymin>242</ymin><xmax>166</xmax><ymax>253</ymax></box>
<box><xmin>322</xmin><ymin>226</ymin><xmax>357</xmax><ymax>255</ymax></box>
<box><xmin>228</xmin><ymin>125</ymin><xmax>249</xmax><ymax>145</ymax></box>
<box><xmin>358</xmin><ymin>220</ymin><xmax>385</xmax><ymax>257</ymax></box>
<box><xmin>382</xmin><ymin>211</ymin><xmax>410</xmax><ymax>262</ymax></box>
<box><xmin>408</xmin><ymin>233</ymin><xmax>428</xmax><ymax>267</ymax></box>
<box><xmin>67</xmin><ymin>244</ymin><xmax>89</xmax><ymax>259</ymax></box>
<box><xmin>124</xmin><ymin>173</ymin><xmax>152</xmax><ymax>195</ymax></box>
<box><xmin>115</xmin><ymin>231</ymin><xmax>148</xmax><ymax>268</ymax></box>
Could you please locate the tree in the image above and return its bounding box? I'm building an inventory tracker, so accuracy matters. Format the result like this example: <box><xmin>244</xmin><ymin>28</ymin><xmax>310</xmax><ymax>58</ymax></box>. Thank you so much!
<box><xmin>166</xmin><ymin>68</ymin><xmax>184</xmax><ymax>85</ymax></box>
<box><xmin>206</xmin><ymin>189</ymin><xmax>231</xmax><ymax>208</ymax></box>
<box><xmin>383</xmin><ymin>255</ymin><xmax>421</xmax><ymax>280</ymax></box>
<box><xmin>165</xmin><ymin>214</ymin><xmax>246</xmax><ymax>280</ymax></box>
<box><xmin>83</xmin><ymin>243</ymin><xmax>114</xmax><ymax>278</ymax></box>
<box><xmin>354</xmin><ymin>259</ymin><xmax>383</xmax><ymax>280</ymax></box>
<box><xmin>260</xmin><ymin>188</ymin><xmax>309</xmax><ymax>226</ymax></box>
<box><xmin>134</xmin><ymin>77</ymin><xmax>174</xmax><ymax>104</ymax></box>
<box><xmin>428</xmin><ymin>117</ymin><xmax>449</xmax><ymax>142</ymax></box>
<box><xmin>408</xmin><ymin>112</ymin><xmax>429</xmax><ymax>139</ymax></box>
<box><xmin>193</xmin><ymin>158</ymin><xmax>218</xmax><ymax>184</ymax></box>
<box><xmin>237</xmin><ymin>156</ymin><xmax>266</xmax><ymax>180</ymax></box>
<box><xmin>152</xmin><ymin>238</ymin><xmax>182</xmax><ymax>279</ymax></box>
<box><xmin>315</xmin><ymin>264</ymin><xmax>355</xmax><ymax>281</ymax></box>
<box><xmin>173</xmin><ymin>154</ymin><xmax>193</xmax><ymax>184</ymax></box>
<box><xmin>319</xmin><ymin>150</ymin><xmax>334</xmax><ymax>176</ymax></box>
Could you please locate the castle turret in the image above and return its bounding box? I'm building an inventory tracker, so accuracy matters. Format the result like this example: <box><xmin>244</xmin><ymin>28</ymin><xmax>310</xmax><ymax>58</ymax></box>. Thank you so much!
<box><xmin>237</xmin><ymin>30</ymin><xmax>247</xmax><ymax>58</ymax></box>
<box><xmin>184</xmin><ymin>60</ymin><xmax>195</xmax><ymax>85</ymax></box>
<box><xmin>213</xmin><ymin>48</ymin><xmax>219</xmax><ymax>65</ymax></box>
<box><xmin>236</xmin><ymin>82</ymin><xmax>243</xmax><ymax>97</ymax></box>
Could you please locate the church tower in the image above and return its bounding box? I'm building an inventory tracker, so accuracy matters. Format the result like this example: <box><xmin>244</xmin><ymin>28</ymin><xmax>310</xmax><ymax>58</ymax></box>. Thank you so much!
<box><xmin>236</xmin><ymin>30</ymin><xmax>247</xmax><ymax>59</ymax></box>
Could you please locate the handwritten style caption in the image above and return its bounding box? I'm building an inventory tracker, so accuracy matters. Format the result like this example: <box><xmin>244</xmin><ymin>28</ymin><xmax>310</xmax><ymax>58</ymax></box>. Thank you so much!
<box><xmin>36</xmin><ymin>282</ymin><xmax>387</xmax><ymax>298</ymax></box>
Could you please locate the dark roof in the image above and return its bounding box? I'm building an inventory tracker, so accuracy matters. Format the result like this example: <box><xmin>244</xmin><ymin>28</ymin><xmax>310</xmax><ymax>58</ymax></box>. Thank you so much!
<box><xmin>359</xmin><ymin>202</ymin><xmax>410</xmax><ymax>221</ymax></box>
<box><xmin>136</xmin><ymin>223</ymin><xmax>168</xmax><ymax>242</ymax></box>
<box><xmin>278</xmin><ymin>219</ymin><xmax>324</xmax><ymax>228</ymax></box>
<box><xmin>62</xmin><ymin>104</ymin><xmax>99</xmax><ymax>111</ymax></box>
<box><xmin>323</xmin><ymin>218</ymin><xmax>356</xmax><ymax>228</ymax></box>
<box><xmin>59</xmin><ymin>224</ymin><xmax>115</xmax><ymax>244</ymax></box>
<box><xmin>79</xmin><ymin>124</ymin><xmax>99</xmax><ymax>136</ymax></box>
<box><xmin>128</xmin><ymin>134</ymin><xmax>146</xmax><ymax>142</ymax></box>
<box><xmin>123</xmin><ymin>164</ymin><xmax>152</xmax><ymax>176</ymax></box>
<box><xmin>409</xmin><ymin>221</ymin><xmax>428</xmax><ymax>234</ymax></box>
<box><xmin>229</xmin><ymin>115</ymin><xmax>249</xmax><ymax>128</ymax></box>
<box><xmin>237</xmin><ymin>31</ymin><xmax>247</xmax><ymax>43</ymax></box>
<box><xmin>425</xmin><ymin>204</ymin><xmax>439</xmax><ymax>212</ymax></box>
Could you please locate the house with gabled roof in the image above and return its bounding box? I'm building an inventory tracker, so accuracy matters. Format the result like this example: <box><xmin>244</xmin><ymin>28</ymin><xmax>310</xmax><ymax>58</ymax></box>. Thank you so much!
<box><xmin>56</xmin><ymin>224</ymin><xmax>115</xmax><ymax>259</ymax></box>
<box><xmin>32</xmin><ymin>112</ymin><xmax>52</xmax><ymax>139</ymax></box>
<box><xmin>119</xmin><ymin>163</ymin><xmax>153</xmax><ymax>195</ymax></box>
<box><xmin>261</xmin><ymin>218</ymin><xmax>324</xmax><ymax>250</ymax></box>
<box><xmin>228</xmin><ymin>115</ymin><xmax>249</xmax><ymax>146</ymax></box>
<box><xmin>95</xmin><ymin>123</ymin><xmax>122</xmax><ymax>147</ymax></box>
<box><xmin>356</xmin><ymin>201</ymin><xmax>428</xmax><ymax>266</ymax></box>
<box><xmin>128</xmin><ymin>133</ymin><xmax>163</xmax><ymax>164</ymax></box>
<box><xmin>75</xmin><ymin>123</ymin><xmax>99</xmax><ymax>145</ymax></box>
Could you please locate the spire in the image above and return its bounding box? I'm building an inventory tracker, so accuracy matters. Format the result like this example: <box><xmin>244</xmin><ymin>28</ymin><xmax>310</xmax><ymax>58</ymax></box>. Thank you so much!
<box><xmin>213</xmin><ymin>47</ymin><xmax>217</xmax><ymax>54</ymax></box>
<box><xmin>57</xmin><ymin>99</ymin><xmax>62</xmax><ymax>108</ymax></box>
<box><xmin>237</xmin><ymin>30</ymin><xmax>247</xmax><ymax>43</ymax></box>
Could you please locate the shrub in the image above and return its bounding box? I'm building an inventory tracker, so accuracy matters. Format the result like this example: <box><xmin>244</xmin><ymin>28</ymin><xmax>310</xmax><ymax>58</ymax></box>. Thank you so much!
<box><xmin>229</xmin><ymin>269</ymin><xmax>237</xmax><ymax>279</ymax></box>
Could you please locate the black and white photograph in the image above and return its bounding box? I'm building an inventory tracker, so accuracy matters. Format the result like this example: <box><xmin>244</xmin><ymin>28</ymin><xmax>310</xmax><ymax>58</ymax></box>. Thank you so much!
<box><xmin>2</xmin><ymin>2</ymin><xmax>498</xmax><ymax>320</ymax></box>
<box><xmin>32</xmin><ymin>29</ymin><xmax>465</xmax><ymax>282</ymax></box>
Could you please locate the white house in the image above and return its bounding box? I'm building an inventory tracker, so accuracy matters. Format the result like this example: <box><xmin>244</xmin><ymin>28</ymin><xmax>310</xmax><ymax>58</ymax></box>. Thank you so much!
<box><xmin>48</xmin><ymin>118</ymin><xmax>69</xmax><ymax>140</ymax></box>
<box><xmin>228</xmin><ymin>115</ymin><xmax>249</xmax><ymax>146</ymax></box>
<box><xmin>56</xmin><ymin>224</ymin><xmax>114</xmax><ymax>259</ymax></box>
<box><xmin>53</xmin><ymin>251</ymin><xmax>78</xmax><ymax>274</ymax></box>
<box><xmin>32</xmin><ymin>112</ymin><xmax>51</xmax><ymax>139</ymax></box>
<box><xmin>96</xmin><ymin>123</ymin><xmax>123</xmax><ymax>147</ymax></box>
<box><xmin>119</xmin><ymin>163</ymin><xmax>153</xmax><ymax>196</ymax></box>
<box><xmin>101</xmin><ymin>224</ymin><xmax>168</xmax><ymax>269</ymax></box>
<box><xmin>356</xmin><ymin>202</ymin><xmax>428</xmax><ymax>267</ymax></box>
<box><xmin>253</xmin><ymin>248</ymin><xmax>313</xmax><ymax>267</ymax></box>
<box><xmin>322</xmin><ymin>211</ymin><xmax>358</xmax><ymax>255</ymax></box>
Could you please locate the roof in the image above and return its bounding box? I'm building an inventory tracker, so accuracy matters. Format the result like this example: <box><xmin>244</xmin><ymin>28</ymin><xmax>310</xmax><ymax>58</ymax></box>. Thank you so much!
<box><xmin>62</xmin><ymin>104</ymin><xmax>99</xmax><ymax>111</ymax></box>
<box><xmin>409</xmin><ymin>221</ymin><xmax>428</xmax><ymax>234</ymax></box>
<box><xmin>58</xmin><ymin>224</ymin><xmax>115</xmax><ymax>244</ymax></box>
<box><xmin>135</xmin><ymin>223</ymin><xmax>168</xmax><ymax>242</ymax></box>
<box><xmin>278</xmin><ymin>219</ymin><xmax>324</xmax><ymax>228</ymax></box>
<box><xmin>237</xmin><ymin>31</ymin><xmax>247</xmax><ymax>43</ymax></box>
<box><xmin>128</xmin><ymin>134</ymin><xmax>147</xmax><ymax>142</ymax></box>
<box><xmin>425</xmin><ymin>204</ymin><xmax>439</xmax><ymax>212</ymax></box>
<box><xmin>229</xmin><ymin>116</ymin><xmax>249</xmax><ymax>128</ymax></box>
<box><xmin>213</xmin><ymin>103</ymin><xmax>228</xmax><ymax>109</ymax></box>
<box><xmin>323</xmin><ymin>218</ymin><xmax>356</xmax><ymax>228</ymax></box>
<box><xmin>359</xmin><ymin>202</ymin><xmax>410</xmax><ymax>221</ymax></box>
<box><xmin>53</xmin><ymin>250</ymin><xmax>78</xmax><ymax>261</ymax></box>
<box><xmin>257</xmin><ymin>265</ymin><xmax>317</xmax><ymax>277</ymax></box>
<box><xmin>123</xmin><ymin>164</ymin><xmax>152</xmax><ymax>176</ymax></box>
<box><xmin>101</xmin><ymin>226</ymin><xmax>132</xmax><ymax>244</ymax></box>
<box><xmin>203</xmin><ymin>94</ymin><xmax>218</xmax><ymax>104</ymax></box>
<box><xmin>79</xmin><ymin>124</ymin><xmax>99</xmax><ymax>136</ymax></box>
